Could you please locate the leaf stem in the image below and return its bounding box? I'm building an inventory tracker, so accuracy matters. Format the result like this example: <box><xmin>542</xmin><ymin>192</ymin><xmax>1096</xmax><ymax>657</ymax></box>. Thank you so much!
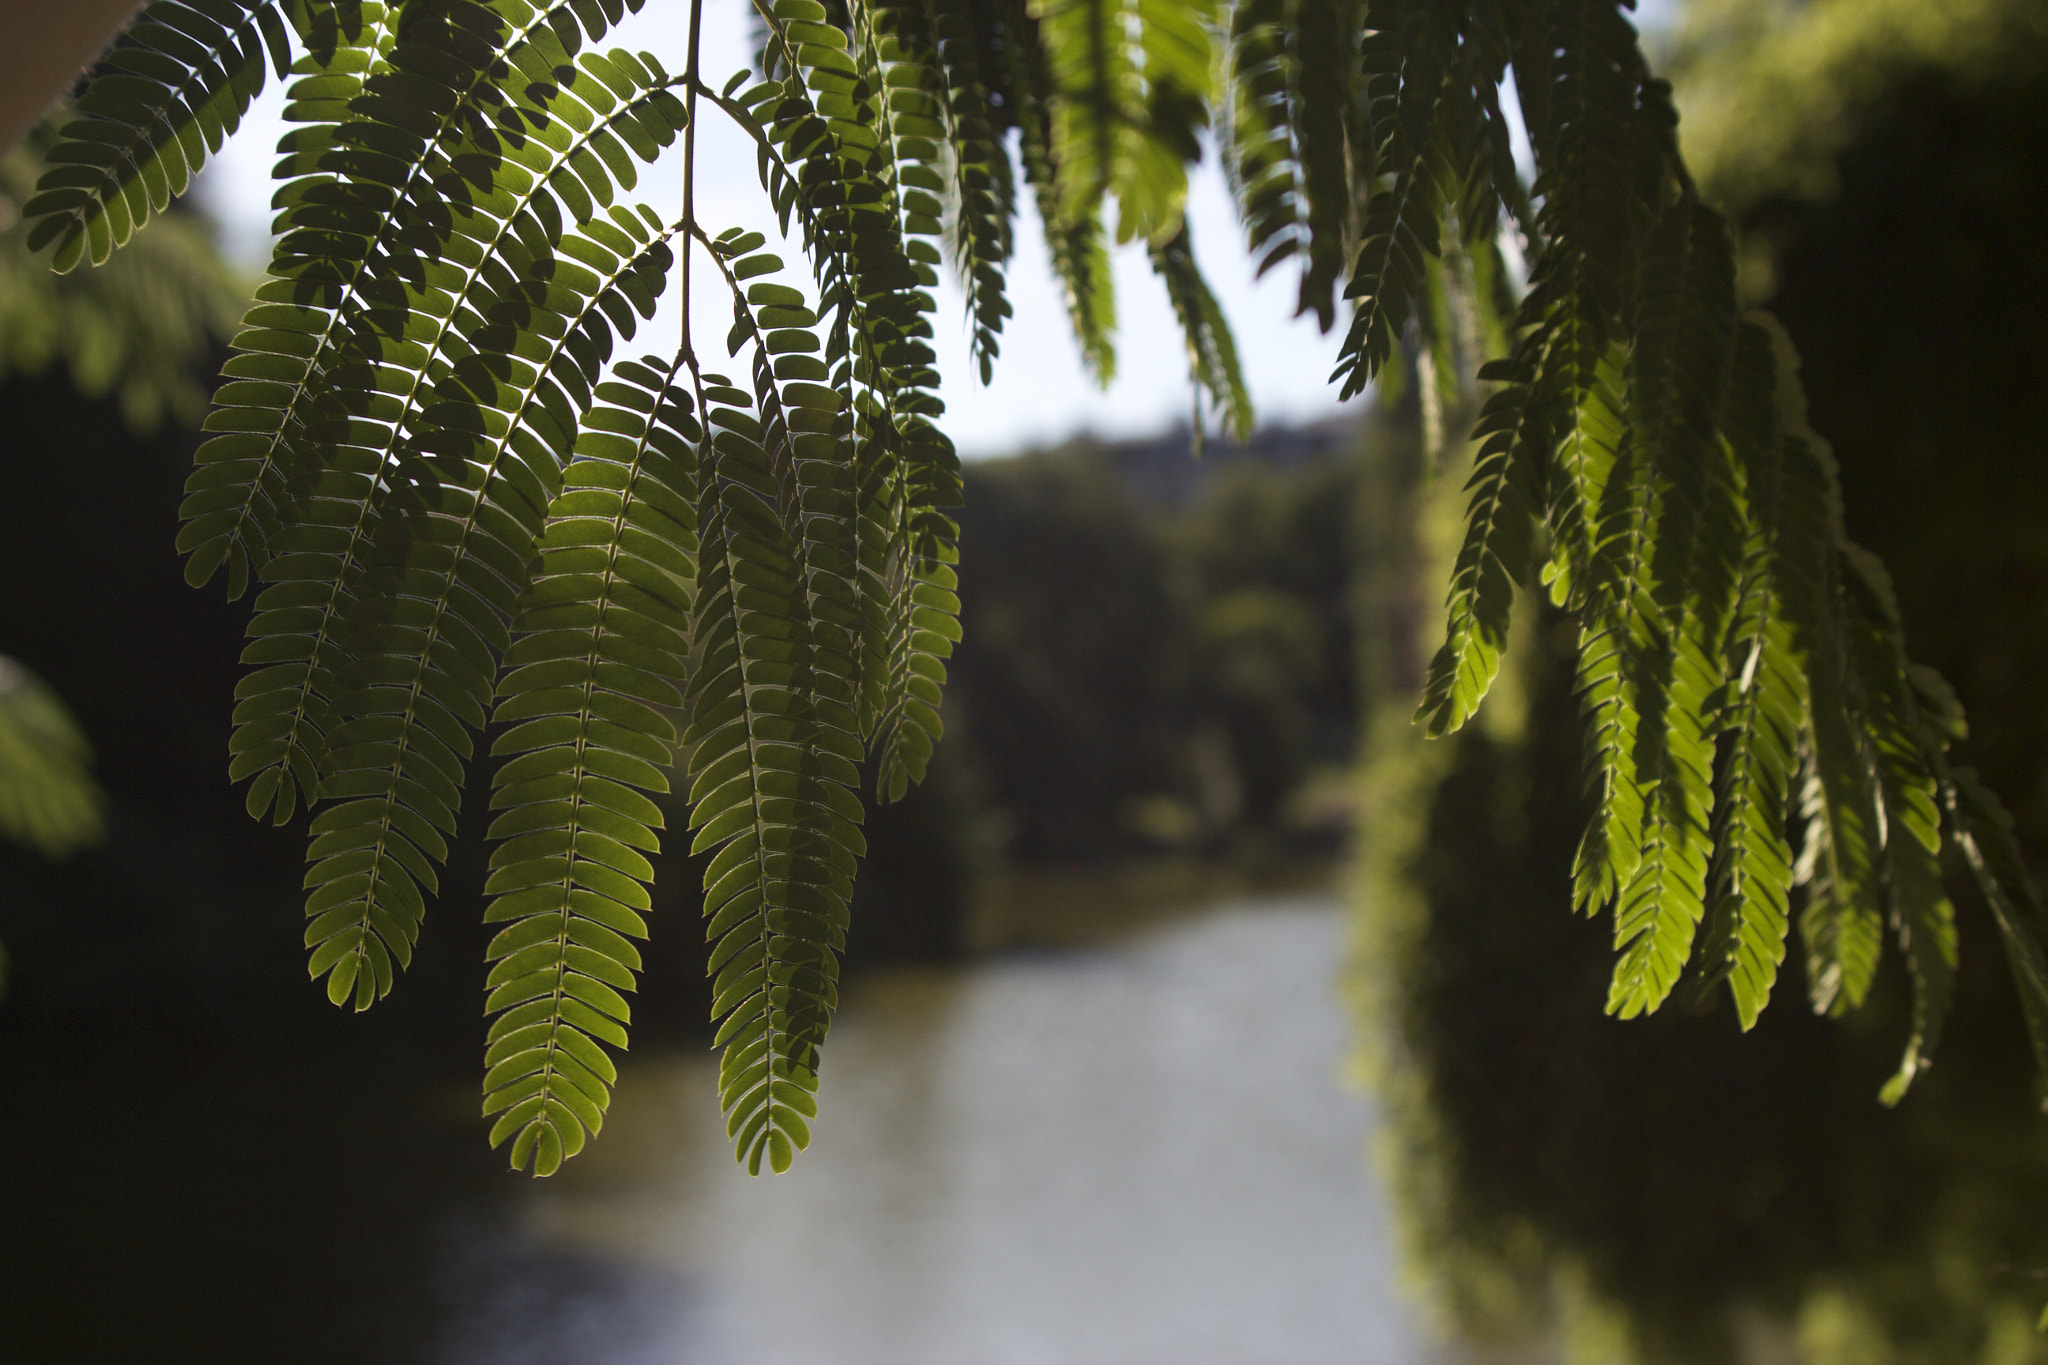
<box><xmin>681</xmin><ymin>0</ymin><xmax>704</xmax><ymax>366</ymax></box>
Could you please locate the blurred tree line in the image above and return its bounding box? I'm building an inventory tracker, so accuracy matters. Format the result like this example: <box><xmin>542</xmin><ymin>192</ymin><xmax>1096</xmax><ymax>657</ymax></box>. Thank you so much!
<box><xmin>857</xmin><ymin>429</ymin><xmax>1368</xmax><ymax>949</ymax></box>
<box><xmin>1352</xmin><ymin>2</ymin><xmax>2048</xmax><ymax>1361</ymax></box>
<box><xmin>941</xmin><ymin>434</ymin><xmax>1361</xmax><ymax>859</ymax></box>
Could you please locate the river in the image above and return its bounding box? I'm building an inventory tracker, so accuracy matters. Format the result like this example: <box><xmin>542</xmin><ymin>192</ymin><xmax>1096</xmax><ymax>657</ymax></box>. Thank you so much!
<box><xmin>433</xmin><ymin>895</ymin><xmax>1416</xmax><ymax>1364</ymax></box>
<box><xmin>10</xmin><ymin>895</ymin><xmax>1422</xmax><ymax>1363</ymax></box>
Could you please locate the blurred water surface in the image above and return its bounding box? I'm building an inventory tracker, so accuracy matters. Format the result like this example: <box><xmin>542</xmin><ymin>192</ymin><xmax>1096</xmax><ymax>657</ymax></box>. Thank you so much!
<box><xmin>433</xmin><ymin>896</ymin><xmax>1418</xmax><ymax>1365</ymax></box>
<box><xmin>3</xmin><ymin>895</ymin><xmax>1415</xmax><ymax>1362</ymax></box>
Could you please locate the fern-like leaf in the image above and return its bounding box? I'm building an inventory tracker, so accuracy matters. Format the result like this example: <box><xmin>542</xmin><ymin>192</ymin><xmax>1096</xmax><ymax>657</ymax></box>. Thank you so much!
<box><xmin>871</xmin><ymin>0</ymin><xmax>1015</xmax><ymax>382</ymax></box>
<box><xmin>483</xmin><ymin>354</ymin><xmax>699</xmax><ymax>1176</ymax></box>
<box><xmin>301</xmin><ymin>214</ymin><xmax>677</xmax><ymax>1011</ymax></box>
<box><xmin>178</xmin><ymin>1</ymin><xmax>656</xmax><ymax>605</ymax></box>
<box><xmin>1290</xmin><ymin>0</ymin><xmax>1359</xmax><ymax>330</ymax></box>
<box><xmin>1513</xmin><ymin>0</ymin><xmax>1649</xmax><ymax>356</ymax></box>
<box><xmin>717</xmin><ymin>11</ymin><xmax>961</xmax><ymax>822</ymax></box>
<box><xmin>1414</xmin><ymin>348</ymin><xmax>1545</xmax><ymax>739</ymax></box>
<box><xmin>1029</xmin><ymin>0</ymin><xmax>1213</xmax><ymax>246</ymax></box>
<box><xmin>1699</xmin><ymin>594</ymin><xmax>1801</xmax><ymax>1027</ymax></box>
<box><xmin>684</xmin><ymin>238</ymin><xmax>866</xmax><ymax>1174</ymax></box>
<box><xmin>24</xmin><ymin>0</ymin><xmax>304</xmax><ymax>271</ymax></box>
<box><xmin>1148</xmin><ymin>221</ymin><xmax>1254</xmax><ymax>443</ymax></box>
<box><xmin>1568</xmin><ymin>282</ymin><xmax>1676</xmax><ymax>930</ymax></box>
<box><xmin>1221</xmin><ymin>0</ymin><xmax>1299</xmax><ymax>279</ymax></box>
<box><xmin>201</xmin><ymin>26</ymin><xmax>677</xmax><ymax>867</ymax></box>
<box><xmin>1005</xmin><ymin>0</ymin><xmax>1116</xmax><ymax>379</ymax></box>
<box><xmin>863</xmin><ymin>416</ymin><xmax>962</xmax><ymax>802</ymax></box>
<box><xmin>1837</xmin><ymin>547</ymin><xmax>1955</xmax><ymax>1102</ymax></box>
<box><xmin>1949</xmin><ymin>768</ymin><xmax>2048</xmax><ymax>1105</ymax></box>
<box><xmin>42</xmin><ymin>0</ymin><xmax>2040</xmax><ymax>1179</ymax></box>
<box><xmin>1602</xmin><ymin>198</ymin><xmax>1737</xmax><ymax>1019</ymax></box>
<box><xmin>1756</xmin><ymin>348</ymin><xmax>1885</xmax><ymax>1019</ymax></box>
<box><xmin>1331</xmin><ymin>2</ymin><xmax>1455</xmax><ymax>399</ymax></box>
<box><xmin>1694</xmin><ymin>319</ymin><xmax>1799</xmax><ymax>1027</ymax></box>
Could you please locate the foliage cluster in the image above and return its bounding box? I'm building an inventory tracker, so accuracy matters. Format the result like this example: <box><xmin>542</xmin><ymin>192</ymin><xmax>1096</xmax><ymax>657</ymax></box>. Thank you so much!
<box><xmin>1361</xmin><ymin>612</ymin><xmax>2048</xmax><ymax>1365</ymax></box>
<box><xmin>19</xmin><ymin>0</ymin><xmax>2048</xmax><ymax>1179</ymax></box>
<box><xmin>1352</xmin><ymin>12</ymin><xmax>2048</xmax><ymax>1358</ymax></box>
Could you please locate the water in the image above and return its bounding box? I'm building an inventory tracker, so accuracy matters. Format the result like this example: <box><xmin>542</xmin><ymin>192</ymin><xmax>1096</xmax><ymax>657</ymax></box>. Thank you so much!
<box><xmin>435</xmin><ymin>896</ymin><xmax>1419</xmax><ymax>1365</ymax></box>
<box><xmin>6</xmin><ymin>895</ymin><xmax>1421</xmax><ymax>1362</ymax></box>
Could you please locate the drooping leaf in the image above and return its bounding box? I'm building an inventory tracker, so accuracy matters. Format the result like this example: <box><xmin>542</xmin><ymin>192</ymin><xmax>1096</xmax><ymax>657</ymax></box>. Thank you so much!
<box><xmin>484</xmin><ymin>352</ymin><xmax>700</xmax><ymax>1175</ymax></box>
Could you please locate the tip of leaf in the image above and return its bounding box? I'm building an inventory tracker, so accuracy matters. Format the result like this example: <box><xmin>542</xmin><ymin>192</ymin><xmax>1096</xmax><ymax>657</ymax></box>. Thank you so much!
<box><xmin>1881</xmin><ymin>1045</ymin><xmax>1927</xmax><ymax>1107</ymax></box>
<box><xmin>324</xmin><ymin>959</ymin><xmax>358</xmax><ymax>1008</ymax></box>
<box><xmin>181</xmin><ymin>549</ymin><xmax>225</xmax><ymax>592</ymax></box>
<box><xmin>1605</xmin><ymin>989</ymin><xmax>1647</xmax><ymax>1021</ymax></box>
<box><xmin>49</xmin><ymin>230</ymin><xmax>86</xmax><ymax>275</ymax></box>
<box><xmin>1410</xmin><ymin>700</ymin><xmax>1455</xmax><ymax>738</ymax></box>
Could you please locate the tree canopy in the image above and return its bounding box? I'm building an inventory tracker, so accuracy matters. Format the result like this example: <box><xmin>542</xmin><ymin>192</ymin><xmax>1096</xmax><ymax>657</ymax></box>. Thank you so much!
<box><xmin>13</xmin><ymin>0</ymin><xmax>2047</xmax><ymax>1180</ymax></box>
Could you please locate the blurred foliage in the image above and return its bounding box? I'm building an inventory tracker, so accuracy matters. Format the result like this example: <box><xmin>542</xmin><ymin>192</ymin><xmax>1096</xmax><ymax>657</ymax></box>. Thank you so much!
<box><xmin>0</xmin><ymin>656</ymin><xmax>104</xmax><ymax>862</ymax></box>
<box><xmin>0</xmin><ymin>651</ymin><xmax>105</xmax><ymax>999</ymax></box>
<box><xmin>1355</xmin><ymin>2</ymin><xmax>2048</xmax><ymax>1359</ymax></box>
<box><xmin>0</xmin><ymin>120</ymin><xmax>235</xmax><ymax>997</ymax></box>
<box><xmin>1664</xmin><ymin>0</ymin><xmax>2048</xmax><ymax>212</ymax></box>
<box><xmin>1358</xmin><ymin>609</ymin><xmax>2048</xmax><ymax>1365</ymax></box>
<box><xmin>940</xmin><ymin>436</ymin><xmax>1362</xmax><ymax>871</ymax></box>
<box><xmin>0</xmin><ymin>121</ymin><xmax>241</xmax><ymax>432</ymax></box>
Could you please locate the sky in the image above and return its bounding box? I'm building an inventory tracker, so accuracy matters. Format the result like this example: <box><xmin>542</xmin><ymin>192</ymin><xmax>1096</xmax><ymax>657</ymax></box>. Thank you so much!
<box><xmin>192</xmin><ymin>1</ymin><xmax>1358</xmax><ymax>459</ymax></box>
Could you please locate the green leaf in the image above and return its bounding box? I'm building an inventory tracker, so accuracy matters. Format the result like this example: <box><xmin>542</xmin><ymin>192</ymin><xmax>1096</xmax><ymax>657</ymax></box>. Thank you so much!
<box><xmin>1148</xmin><ymin>222</ymin><xmax>1254</xmax><ymax>444</ymax></box>
<box><xmin>26</xmin><ymin>0</ymin><xmax>296</xmax><ymax>271</ymax></box>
